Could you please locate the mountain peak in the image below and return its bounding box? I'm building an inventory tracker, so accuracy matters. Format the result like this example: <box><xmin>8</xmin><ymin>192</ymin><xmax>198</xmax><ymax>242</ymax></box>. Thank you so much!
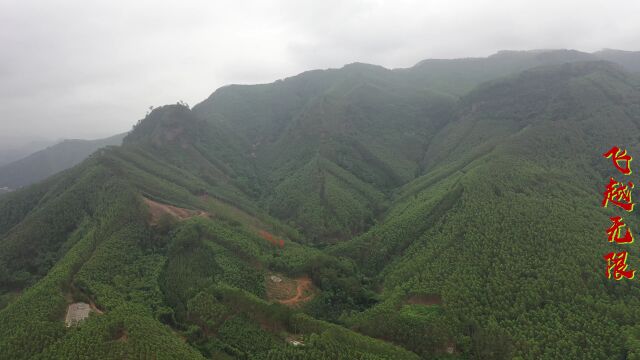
<box><xmin>125</xmin><ymin>103</ymin><xmax>197</xmax><ymax>147</ymax></box>
<box><xmin>341</xmin><ymin>62</ymin><xmax>388</xmax><ymax>71</ymax></box>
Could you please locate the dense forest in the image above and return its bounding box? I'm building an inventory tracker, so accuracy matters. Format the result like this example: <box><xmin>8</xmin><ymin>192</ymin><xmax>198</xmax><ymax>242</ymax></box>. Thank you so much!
<box><xmin>1</xmin><ymin>49</ymin><xmax>640</xmax><ymax>359</ymax></box>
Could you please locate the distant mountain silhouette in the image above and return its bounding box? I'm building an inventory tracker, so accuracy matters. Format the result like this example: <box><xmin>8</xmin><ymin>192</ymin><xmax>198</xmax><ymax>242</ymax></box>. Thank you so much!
<box><xmin>0</xmin><ymin>133</ymin><xmax>125</xmax><ymax>189</ymax></box>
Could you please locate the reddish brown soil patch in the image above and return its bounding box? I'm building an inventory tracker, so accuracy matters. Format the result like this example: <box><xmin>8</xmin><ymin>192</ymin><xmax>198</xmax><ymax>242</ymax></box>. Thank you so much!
<box><xmin>279</xmin><ymin>277</ymin><xmax>314</xmax><ymax>306</ymax></box>
<box><xmin>259</xmin><ymin>230</ymin><xmax>284</xmax><ymax>248</ymax></box>
<box><xmin>143</xmin><ymin>197</ymin><xmax>207</xmax><ymax>224</ymax></box>
<box><xmin>266</xmin><ymin>274</ymin><xmax>316</xmax><ymax>307</ymax></box>
<box><xmin>406</xmin><ymin>294</ymin><xmax>442</xmax><ymax>306</ymax></box>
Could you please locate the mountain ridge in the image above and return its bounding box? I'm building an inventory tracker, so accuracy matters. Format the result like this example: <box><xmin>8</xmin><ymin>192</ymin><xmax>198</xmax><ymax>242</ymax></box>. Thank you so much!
<box><xmin>1</xmin><ymin>50</ymin><xmax>640</xmax><ymax>359</ymax></box>
<box><xmin>0</xmin><ymin>132</ymin><xmax>126</xmax><ymax>190</ymax></box>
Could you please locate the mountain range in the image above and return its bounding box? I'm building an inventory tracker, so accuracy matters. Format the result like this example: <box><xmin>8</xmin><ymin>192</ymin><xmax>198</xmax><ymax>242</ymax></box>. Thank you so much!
<box><xmin>1</xmin><ymin>49</ymin><xmax>640</xmax><ymax>359</ymax></box>
<box><xmin>0</xmin><ymin>137</ymin><xmax>56</xmax><ymax>167</ymax></box>
<box><xmin>0</xmin><ymin>133</ymin><xmax>126</xmax><ymax>191</ymax></box>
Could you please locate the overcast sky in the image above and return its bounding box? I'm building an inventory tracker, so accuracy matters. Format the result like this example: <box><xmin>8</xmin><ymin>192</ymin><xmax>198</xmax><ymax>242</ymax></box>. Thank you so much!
<box><xmin>1</xmin><ymin>0</ymin><xmax>639</xmax><ymax>141</ymax></box>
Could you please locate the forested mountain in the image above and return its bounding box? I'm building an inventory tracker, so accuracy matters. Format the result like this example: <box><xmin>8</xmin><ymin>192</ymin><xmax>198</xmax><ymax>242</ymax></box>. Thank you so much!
<box><xmin>595</xmin><ymin>49</ymin><xmax>640</xmax><ymax>73</ymax></box>
<box><xmin>1</xmin><ymin>49</ymin><xmax>640</xmax><ymax>359</ymax></box>
<box><xmin>0</xmin><ymin>133</ymin><xmax>126</xmax><ymax>190</ymax></box>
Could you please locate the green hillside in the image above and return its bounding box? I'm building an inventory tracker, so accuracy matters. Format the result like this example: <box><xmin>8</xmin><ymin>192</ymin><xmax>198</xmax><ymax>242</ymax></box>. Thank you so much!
<box><xmin>2</xmin><ymin>50</ymin><xmax>640</xmax><ymax>359</ymax></box>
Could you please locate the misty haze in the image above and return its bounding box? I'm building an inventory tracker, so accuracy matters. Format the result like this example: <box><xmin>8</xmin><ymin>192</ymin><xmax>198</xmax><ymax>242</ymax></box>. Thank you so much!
<box><xmin>1</xmin><ymin>1</ymin><xmax>640</xmax><ymax>359</ymax></box>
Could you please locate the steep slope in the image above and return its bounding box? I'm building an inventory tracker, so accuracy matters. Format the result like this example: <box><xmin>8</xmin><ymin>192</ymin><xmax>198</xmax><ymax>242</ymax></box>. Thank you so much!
<box><xmin>335</xmin><ymin>61</ymin><xmax>640</xmax><ymax>359</ymax></box>
<box><xmin>0</xmin><ymin>132</ymin><xmax>126</xmax><ymax>189</ymax></box>
<box><xmin>397</xmin><ymin>49</ymin><xmax>597</xmax><ymax>97</ymax></box>
<box><xmin>2</xmin><ymin>51</ymin><xmax>640</xmax><ymax>359</ymax></box>
<box><xmin>194</xmin><ymin>63</ymin><xmax>457</xmax><ymax>243</ymax></box>
<box><xmin>399</xmin><ymin>48</ymin><xmax>640</xmax><ymax>97</ymax></box>
<box><xmin>0</xmin><ymin>105</ymin><xmax>417</xmax><ymax>360</ymax></box>
<box><xmin>191</xmin><ymin>49</ymin><xmax>640</xmax><ymax>243</ymax></box>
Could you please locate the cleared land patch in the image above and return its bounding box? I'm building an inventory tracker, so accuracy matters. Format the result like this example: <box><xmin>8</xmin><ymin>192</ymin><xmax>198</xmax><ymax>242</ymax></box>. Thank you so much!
<box><xmin>406</xmin><ymin>294</ymin><xmax>442</xmax><ymax>306</ymax></box>
<box><xmin>265</xmin><ymin>273</ymin><xmax>316</xmax><ymax>307</ymax></box>
<box><xmin>64</xmin><ymin>302</ymin><xmax>92</xmax><ymax>327</ymax></box>
<box><xmin>143</xmin><ymin>197</ymin><xmax>207</xmax><ymax>224</ymax></box>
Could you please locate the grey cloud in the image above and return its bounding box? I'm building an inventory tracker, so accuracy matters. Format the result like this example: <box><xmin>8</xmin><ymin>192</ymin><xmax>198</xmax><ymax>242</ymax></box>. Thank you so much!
<box><xmin>1</xmin><ymin>0</ymin><xmax>639</xmax><ymax>140</ymax></box>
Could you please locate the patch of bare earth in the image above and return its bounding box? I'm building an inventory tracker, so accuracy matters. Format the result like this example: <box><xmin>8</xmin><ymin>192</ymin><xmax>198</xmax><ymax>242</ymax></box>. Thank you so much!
<box><xmin>286</xmin><ymin>334</ymin><xmax>305</xmax><ymax>347</ymax></box>
<box><xmin>406</xmin><ymin>294</ymin><xmax>442</xmax><ymax>306</ymax></box>
<box><xmin>143</xmin><ymin>197</ymin><xmax>208</xmax><ymax>224</ymax></box>
<box><xmin>65</xmin><ymin>302</ymin><xmax>92</xmax><ymax>327</ymax></box>
<box><xmin>266</xmin><ymin>273</ymin><xmax>316</xmax><ymax>307</ymax></box>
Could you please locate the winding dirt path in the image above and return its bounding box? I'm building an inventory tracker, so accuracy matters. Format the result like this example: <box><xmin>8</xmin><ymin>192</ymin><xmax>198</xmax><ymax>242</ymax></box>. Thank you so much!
<box><xmin>279</xmin><ymin>277</ymin><xmax>314</xmax><ymax>306</ymax></box>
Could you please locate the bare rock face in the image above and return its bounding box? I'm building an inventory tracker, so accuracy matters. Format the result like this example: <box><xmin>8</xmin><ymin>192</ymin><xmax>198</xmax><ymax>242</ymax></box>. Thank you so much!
<box><xmin>64</xmin><ymin>302</ymin><xmax>91</xmax><ymax>327</ymax></box>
